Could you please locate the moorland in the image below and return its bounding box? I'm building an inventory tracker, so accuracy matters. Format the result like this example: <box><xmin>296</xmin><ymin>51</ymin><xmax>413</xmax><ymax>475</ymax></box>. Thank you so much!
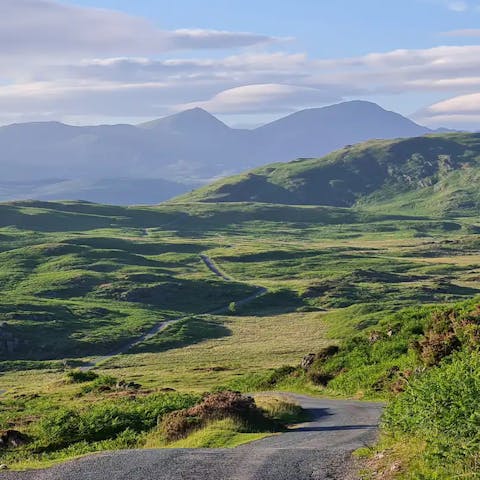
<box><xmin>1</xmin><ymin>133</ymin><xmax>480</xmax><ymax>478</ymax></box>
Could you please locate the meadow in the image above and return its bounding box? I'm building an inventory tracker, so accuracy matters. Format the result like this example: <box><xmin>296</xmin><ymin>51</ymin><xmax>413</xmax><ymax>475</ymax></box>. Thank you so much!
<box><xmin>1</xmin><ymin>199</ymin><xmax>480</xmax><ymax>475</ymax></box>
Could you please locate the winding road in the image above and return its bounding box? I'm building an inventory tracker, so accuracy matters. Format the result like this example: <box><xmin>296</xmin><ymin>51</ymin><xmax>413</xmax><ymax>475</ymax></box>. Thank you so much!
<box><xmin>2</xmin><ymin>257</ymin><xmax>383</xmax><ymax>479</ymax></box>
<box><xmin>4</xmin><ymin>394</ymin><xmax>383</xmax><ymax>480</ymax></box>
<box><xmin>81</xmin><ymin>255</ymin><xmax>267</xmax><ymax>369</ymax></box>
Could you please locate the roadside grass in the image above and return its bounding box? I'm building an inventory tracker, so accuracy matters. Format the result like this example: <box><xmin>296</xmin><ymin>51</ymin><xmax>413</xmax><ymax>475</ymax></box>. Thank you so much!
<box><xmin>149</xmin><ymin>417</ymin><xmax>269</xmax><ymax>448</ymax></box>
<box><xmin>145</xmin><ymin>393</ymin><xmax>306</xmax><ymax>449</ymax></box>
<box><xmin>254</xmin><ymin>394</ymin><xmax>310</xmax><ymax>425</ymax></box>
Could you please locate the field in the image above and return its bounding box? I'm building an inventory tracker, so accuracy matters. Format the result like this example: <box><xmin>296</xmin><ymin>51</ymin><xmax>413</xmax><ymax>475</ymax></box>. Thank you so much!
<box><xmin>1</xmin><ymin>200</ymin><xmax>480</xmax><ymax>385</ymax></box>
<box><xmin>1</xmin><ymin>199</ymin><xmax>480</xmax><ymax>474</ymax></box>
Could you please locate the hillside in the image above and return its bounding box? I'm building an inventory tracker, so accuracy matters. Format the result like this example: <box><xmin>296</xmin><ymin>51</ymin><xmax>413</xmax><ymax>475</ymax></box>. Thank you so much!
<box><xmin>176</xmin><ymin>132</ymin><xmax>480</xmax><ymax>216</ymax></box>
<box><xmin>0</xmin><ymin>101</ymin><xmax>433</xmax><ymax>204</ymax></box>
<box><xmin>1</xmin><ymin>196</ymin><xmax>480</xmax><ymax>474</ymax></box>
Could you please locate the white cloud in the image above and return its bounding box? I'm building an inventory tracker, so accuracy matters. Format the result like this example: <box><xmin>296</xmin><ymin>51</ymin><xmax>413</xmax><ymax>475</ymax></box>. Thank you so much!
<box><xmin>415</xmin><ymin>93</ymin><xmax>480</xmax><ymax>129</ymax></box>
<box><xmin>447</xmin><ymin>1</ymin><xmax>469</xmax><ymax>11</ymax></box>
<box><xmin>177</xmin><ymin>84</ymin><xmax>342</xmax><ymax>114</ymax></box>
<box><xmin>442</xmin><ymin>29</ymin><xmax>480</xmax><ymax>36</ymax></box>
<box><xmin>1</xmin><ymin>2</ymin><xmax>480</xmax><ymax>128</ymax></box>
<box><xmin>422</xmin><ymin>92</ymin><xmax>480</xmax><ymax>114</ymax></box>
<box><xmin>0</xmin><ymin>0</ymin><xmax>277</xmax><ymax>65</ymax></box>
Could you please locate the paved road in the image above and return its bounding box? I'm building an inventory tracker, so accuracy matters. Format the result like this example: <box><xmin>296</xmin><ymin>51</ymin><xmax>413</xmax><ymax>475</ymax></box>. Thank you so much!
<box><xmin>4</xmin><ymin>394</ymin><xmax>384</xmax><ymax>480</ymax></box>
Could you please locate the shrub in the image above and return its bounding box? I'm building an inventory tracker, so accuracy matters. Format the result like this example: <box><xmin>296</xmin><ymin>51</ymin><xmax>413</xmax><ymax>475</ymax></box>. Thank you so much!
<box><xmin>35</xmin><ymin>392</ymin><xmax>198</xmax><ymax>451</ymax></box>
<box><xmin>65</xmin><ymin>369</ymin><xmax>99</xmax><ymax>383</ymax></box>
<box><xmin>160</xmin><ymin>391</ymin><xmax>274</xmax><ymax>441</ymax></box>
<box><xmin>80</xmin><ymin>375</ymin><xmax>117</xmax><ymax>394</ymax></box>
<box><xmin>384</xmin><ymin>351</ymin><xmax>480</xmax><ymax>466</ymax></box>
<box><xmin>37</xmin><ymin>409</ymin><xmax>82</xmax><ymax>448</ymax></box>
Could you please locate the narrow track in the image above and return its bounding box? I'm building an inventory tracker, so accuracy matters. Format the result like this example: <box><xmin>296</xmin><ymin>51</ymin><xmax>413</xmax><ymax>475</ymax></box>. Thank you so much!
<box><xmin>80</xmin><ymin>254</ymin><xmax>266</xmax><ymax>369</ymax></box>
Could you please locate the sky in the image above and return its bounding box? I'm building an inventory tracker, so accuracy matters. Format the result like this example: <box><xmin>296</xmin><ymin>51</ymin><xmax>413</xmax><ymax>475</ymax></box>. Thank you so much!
<box><xmin>1</xmin><ymin>0</ymin><xmax>480</xmax><ymax>128</ymax></box>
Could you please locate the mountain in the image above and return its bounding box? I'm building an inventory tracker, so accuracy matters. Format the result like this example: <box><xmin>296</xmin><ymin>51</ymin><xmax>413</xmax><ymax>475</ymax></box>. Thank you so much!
<box><xmin>0</xmin><ymin>101</ymin><xmax>437</xmax><ymax>204</ymax></box>
<box><xmin>249</xmin><ymin>101</ymin><xmax>431</xmax><ymax>162</ymax></box>
<box><xmin>175</xmin><ymin>132</ymin><xmax>480</xmax><ymax>216</ymax></box>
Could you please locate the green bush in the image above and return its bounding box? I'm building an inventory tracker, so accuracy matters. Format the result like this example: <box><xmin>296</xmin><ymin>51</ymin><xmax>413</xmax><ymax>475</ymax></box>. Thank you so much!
<box><xmin>80</xmin><ymin>375</ymin><xmax>117</xmax><ymax>394</ymax></box>
<box><xmin>37</xmin><ymin>409</ymin><xmax>83</xmax><ymax>448</ymax></box>
<box><xmin>384</xmin><ymin>351</ymin><xmax>480</xmax><ymax>468</ymax></box>
<box><xmin>35</xmin><ymin>392</ymin><xmax>199</xmax><ymax>450</ymax></box>
<box><xmin>65</xmin><ymin>370</ymin><xmax>99</xmax><ymax>383</ymax></box>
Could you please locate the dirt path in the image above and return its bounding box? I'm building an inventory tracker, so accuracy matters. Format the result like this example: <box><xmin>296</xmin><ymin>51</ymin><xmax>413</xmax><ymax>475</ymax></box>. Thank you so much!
<box><xmin>80</xmin><ymin>254</ymin><xmax>266</xmax><ymax>369</ymax></box>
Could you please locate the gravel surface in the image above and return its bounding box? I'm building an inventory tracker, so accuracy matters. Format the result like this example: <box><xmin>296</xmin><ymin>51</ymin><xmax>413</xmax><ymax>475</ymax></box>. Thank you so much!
<box><xmin>4</xmin><ymin>394</ymin><xmax>384</xmax><ymax>480</ymax></box>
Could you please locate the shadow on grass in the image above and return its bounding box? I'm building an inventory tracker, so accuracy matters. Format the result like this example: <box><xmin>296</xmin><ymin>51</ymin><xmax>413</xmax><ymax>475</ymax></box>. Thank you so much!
<box><xmin>130</xmin><ymin>317</ymin><xmax>232</xmax><ymax>354</ymax></box>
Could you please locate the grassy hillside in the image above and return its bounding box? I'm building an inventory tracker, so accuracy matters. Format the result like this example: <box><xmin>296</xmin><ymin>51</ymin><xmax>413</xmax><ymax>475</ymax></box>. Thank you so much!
<box><xmin>1</xmin><ymin>191</ymin><xmax>480</xmax><ymax>475</ymax></box>
<box><xmin>174</xmin><ymin>133</ymin><xmax>480</xmax><ymax>216</ymax></box>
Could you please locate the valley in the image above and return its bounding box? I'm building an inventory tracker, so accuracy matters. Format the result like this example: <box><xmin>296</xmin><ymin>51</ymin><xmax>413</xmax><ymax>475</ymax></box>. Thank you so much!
<box><xmin>1</xmin><ymin>133</ymin><xmax>480</xmax><ymax>477</ymax></box>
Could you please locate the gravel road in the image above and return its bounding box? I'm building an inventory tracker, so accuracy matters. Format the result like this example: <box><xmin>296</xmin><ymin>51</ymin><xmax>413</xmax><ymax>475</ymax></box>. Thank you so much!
<box><xmin>4</xmin><ymin>394</ymin><xmax>384</xmax><ymax>480</ymax></box>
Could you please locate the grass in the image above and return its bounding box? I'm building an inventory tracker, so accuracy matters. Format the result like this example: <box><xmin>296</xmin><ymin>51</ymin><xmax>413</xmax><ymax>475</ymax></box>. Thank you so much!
<box><xmin>144</xmin><ymin>393</ymin><xmax>306</xmax><ymax>449</ymax></box>
<box><xmin>1</xmin><ymin>197</ymin><xmax>480</xmax><ymax>474</ymax></box>
<box><xmin>153</xmin><ymin>418</ymin><xmax>269</xmax><ymax>448</ymax></box>
<box><xmin>96</xmin><ymin>311</ymin><xmax>330</xmax><ymax>391</ymax></box>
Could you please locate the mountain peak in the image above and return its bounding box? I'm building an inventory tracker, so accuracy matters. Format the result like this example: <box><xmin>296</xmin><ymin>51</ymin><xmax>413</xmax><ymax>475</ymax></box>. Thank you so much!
<box><xmin>139</xmin><ymin>107</ymin><xmax>229</xmax><ymax>132</ymax></box>
<box><xmin>257</xmin><ymin>100</ymin><xmax>430</xmax><ymax>137</ymax></box>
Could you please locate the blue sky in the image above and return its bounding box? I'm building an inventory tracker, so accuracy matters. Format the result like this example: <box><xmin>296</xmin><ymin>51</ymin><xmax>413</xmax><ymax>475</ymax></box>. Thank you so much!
<box><xmin>1</xmin><ymin>0</ymin><xmax>480</xmax><ymax>128</ymax></box>
<box><xmin>66</xmin><ymin>0</ymin><xmax>479</xmax><ymax>55</ymax></box>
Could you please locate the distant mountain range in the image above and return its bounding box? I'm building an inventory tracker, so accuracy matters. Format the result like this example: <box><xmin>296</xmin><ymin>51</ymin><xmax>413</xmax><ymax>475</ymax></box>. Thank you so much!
<box><xmin>0</xmin><ymin>100</ymin><xmax>446</xmax><ymax>204</ymax></box>
<box><xmin>177</xmin><ymin>132</ymin><xmax>480</xmax><ymax>217</ymax></box>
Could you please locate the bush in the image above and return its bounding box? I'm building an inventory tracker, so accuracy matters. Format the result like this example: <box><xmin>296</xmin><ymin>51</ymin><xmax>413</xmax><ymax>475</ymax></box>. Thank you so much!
<box><xmin>160</xmin><ymin>391</ymin><xmax>274</xmax><ymax>441</ymax></box>
<box><xmin>37</xmin><ymin>409</ymin><xmax>82</xmax><ymax>448</ymax></box>
<box><xmin>35</xmin><ymin>392</ymin><xmax>198</xmax><ymax>450</ymax></box>
<box><xmin>384</xmin><ymin>351</ymin><xmax>480</xmax><ymax>467</ymax></box>
<box><xmin>65</xmin><ymin>370</ymin><xmax>99</xmax><ymax>383</ymax></box>
<box><xmin>80</xmin><ymin>375</ymin><xmax>117</xmax><ymax>394</ymax></box>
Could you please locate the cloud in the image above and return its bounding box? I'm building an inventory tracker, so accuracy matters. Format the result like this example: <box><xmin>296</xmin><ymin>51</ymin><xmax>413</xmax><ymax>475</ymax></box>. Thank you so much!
<box><xmin>51</xmin><ymin>53</ymin><xmax>310</xmax><ymax>83</ymax></box>
<box><xmin>2</xmin><ymin>1</ymin><xmax>480</xmax><ymax>129</ymax></box>
<box><xmin>422</xmin><ymin>92</ymin><xmax>480</xmax><ymax>115</ymax></box>
<box><xmin>0</xmin><ymin>0</ymin><xmax>277</xmax><ymax>65</ymax></box>
<box><xmin>415</xmin><ymin>93</ymin><xmax>480</xmax><ymax>129</ymax></box>
<box><xmin>177</xmin><ymin>84</ymin><xmax>343</xmax><ymax>114</ymax></box>
<box><xmin>446</xmin><ymin>1</ymin><xmax>469</xmax><ymax>11</ymax></box>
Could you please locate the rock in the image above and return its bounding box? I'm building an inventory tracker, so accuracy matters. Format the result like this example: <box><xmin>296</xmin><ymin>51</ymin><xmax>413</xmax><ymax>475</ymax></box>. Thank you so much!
<box><xmin>0</xmin><ymin>430</ymin><xmax>30</xmax><ymax>449</ymax></box>
<box><xmin>116</xmin><ymin>380</ymin><xmax>141</xmax><ymax>391</ymax></box>
<box><xmin>368</xmin><ymin>331</ymin><xmax>383</xmax><ymax>344</ymax></box>
<box><xmin>390</xmin><ymin>461</ymin><xmax>402</xmax><ymax>472</ymax></box>
<box><xmin>301</xmin><ymin>353</ymin><xmax>316</xmax><ymax>371</ymax></box>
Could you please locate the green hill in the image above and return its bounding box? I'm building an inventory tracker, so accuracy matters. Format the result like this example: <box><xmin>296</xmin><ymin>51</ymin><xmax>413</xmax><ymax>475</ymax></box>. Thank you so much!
<box><xmin>175</xmin><ymin>133</ymin><xmax>480</xmax><ymax>216</ymax></box>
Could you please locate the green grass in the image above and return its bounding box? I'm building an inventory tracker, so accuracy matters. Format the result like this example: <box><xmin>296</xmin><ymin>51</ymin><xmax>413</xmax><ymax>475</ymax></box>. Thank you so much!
<box><xmin>174</xmin><ymin>133</ymin><xmax>480</xmax><ymax>217</ymax></box>
<box><xmin>159</xmin><ymin>418</ymin><xmax>269</xmax><ymax>448</ymax></box>
<box><xmin>1</xmin><ymin>195</ymin><xmax>480</xmax><ymax>475</ymax></box>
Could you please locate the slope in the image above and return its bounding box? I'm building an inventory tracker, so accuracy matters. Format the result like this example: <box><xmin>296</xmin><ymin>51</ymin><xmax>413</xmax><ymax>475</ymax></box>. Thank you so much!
<box><xmin>175</xmin><ymin>132</ymin><xmax>480</xmax><ymax>216</ymax></box>
<box><xmin>0</xmin><ymin>101</ymin><xmax>434</xmax><ymax>204</ymax></box>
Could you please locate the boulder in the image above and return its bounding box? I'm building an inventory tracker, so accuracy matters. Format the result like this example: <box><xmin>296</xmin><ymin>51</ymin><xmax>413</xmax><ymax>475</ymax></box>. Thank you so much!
<box><xmin>301</xmin><ymin>353</ymin><xmax>316</xmax><ymax>371</ymax></box>
<box><xmin>0</xmin><ymin>430</ymin><xmax>29</xmax><ymax>449</ymax></box>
